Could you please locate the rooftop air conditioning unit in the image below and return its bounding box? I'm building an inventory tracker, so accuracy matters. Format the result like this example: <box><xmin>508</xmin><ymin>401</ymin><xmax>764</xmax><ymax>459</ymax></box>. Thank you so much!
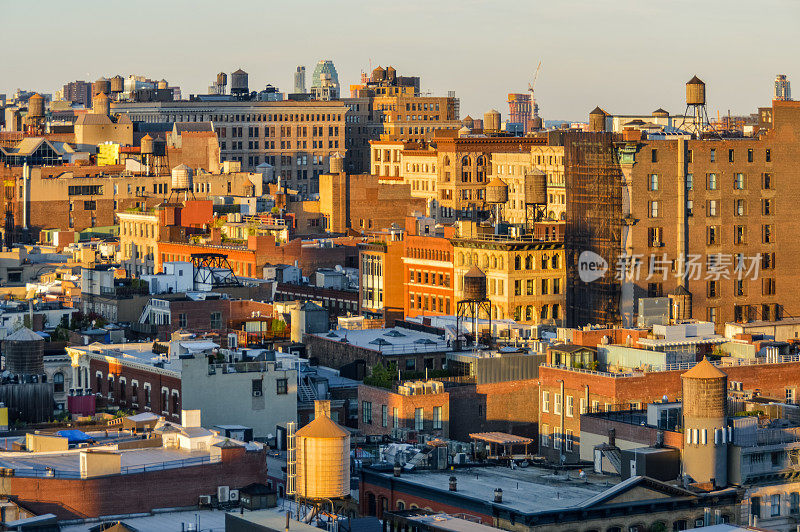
<box><xmin>218</xmin><ymin>486</ymin><xmax>230</xmax><ymax>503</ymax></box>
<box><xmin>229</xmin><ymin>489</ymin><xmax>240</xmax><ymax>501</ymax></box>
<box><xmin>199</xmin><ymin>495</ymin><xmax>212</xmax><ymax>506</ymax></box>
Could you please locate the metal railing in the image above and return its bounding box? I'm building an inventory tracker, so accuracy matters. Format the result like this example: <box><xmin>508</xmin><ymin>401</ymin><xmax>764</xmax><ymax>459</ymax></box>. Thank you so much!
<box><xmin>208</xmin><ymin>360</ymin><xmax>287</xmax><ymax>375</ymax></box>
<box><xmin>0</xmin><ymin>454</ymin><xmax>220</xmax><ymax>479</ymax></box>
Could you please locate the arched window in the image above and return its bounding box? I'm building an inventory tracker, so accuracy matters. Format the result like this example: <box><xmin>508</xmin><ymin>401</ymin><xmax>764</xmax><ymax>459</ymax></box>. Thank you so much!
<box><xmin>457</xmin><ymin>252</ymin><xmax>464</xmax><ymax>266</ymax></box>
<box><xmin>541</xmin><ymin>254</ymin><xmax>549</xmax><ymax>269</ymax></box>
<box><xmin>443</xmin><ymin>156</ymin><xmax>450</xmax><ymax>166</ymax></box>
<box><xmin>551</xmin><ymin>255</ymin><xmax>560</xmax><ymax>269</ymax></box>
<box><xmin>461</xmin><ymin>156</ymin><xmax>471</xmax><ymax>166</ymax></box>
<box><xmin>525</xmin><ymin>306</ymin><xmax>533</xmax><ymax>321</ymax></box>
<box><xmin>482</xmin><ymin>255</ymin><xmax>489</xmax><ymax>268</ymax></box>
<box><xmin>490</xmin><ymin>256</ymin><xmax>497</xmax><ymax>269</ymax></box>
<box><xmin>514</xmin><ymin>306</ymin><xmax>522</xmax><ymax>321</ymax></box>
<box><xmin>525</xmin><ymin>255</ymin><xmax>533</xmax><ymax>269</ymax></box>
<box><xmin>53</xmin><ymin>372</ymin><xmax>64</xmax><ymax>393</ymax></box>
<box><xmin>541</xmin><ymin>305</ymin><xmax>549</xmax><ymax>320</ymax></box>
<box><xmin>514</xmin><ymin>255</ymin><xmax>521</xmax><ymax>270</ymax></box>
<box><xmin>396</xmin><ymin>501</ymin><xmax>405</xmax><ymax>510</ymax></box>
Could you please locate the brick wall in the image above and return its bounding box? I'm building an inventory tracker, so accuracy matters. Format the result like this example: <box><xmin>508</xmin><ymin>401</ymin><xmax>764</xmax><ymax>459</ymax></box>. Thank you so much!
<box><xmin>89</xmin><ymin>358</ymin><xmax>181</xmax><ymax>420</ymax></box>
<box><xmin>358</xmin><ymin>384</ymin><xmax>449</xmax><ymax>438</ymax></box>
<box><xmin>1</xmin><ymin>447</ymin><xmax>266</xmax><ymax>519</ymax></box>
<box><xmin>448</xmin><ymin>379</ymin><xmax>540</xmax><ymax>441</ymax></box>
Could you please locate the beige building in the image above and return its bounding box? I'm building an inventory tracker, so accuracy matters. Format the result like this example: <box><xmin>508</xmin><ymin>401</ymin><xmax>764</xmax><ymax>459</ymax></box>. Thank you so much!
<box><xmin>113</xmin><ymin>100</ymin><xmax>348</xmax><ymax>194</ymax></box>
<box><xmin>452</xmin><ymin>221</ymin><xmax>565</xmax><ymax>324</ymax></box>
<box><xmin>118</xmin><ymin>211</ymin><xmax>160</xmax><ymax>276</ymax></box>
<box><xmin>491</xmin><ymin>146</ymin><xmax>566</xmax><ymax>224</ymax></box>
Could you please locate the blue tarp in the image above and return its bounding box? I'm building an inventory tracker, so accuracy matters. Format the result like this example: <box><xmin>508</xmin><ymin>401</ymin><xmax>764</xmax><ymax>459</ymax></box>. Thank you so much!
<box><xmin>56</xmin><ymin>430</ymin><xmax>93</xmax><ymax>444</ymax></box>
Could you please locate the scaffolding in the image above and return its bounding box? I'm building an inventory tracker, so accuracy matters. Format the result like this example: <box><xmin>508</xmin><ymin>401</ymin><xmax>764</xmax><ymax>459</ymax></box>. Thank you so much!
<box><xmin>564</xmin><ymin>132</ymin><xmax>623</xmax><ymax>327</ymax></box>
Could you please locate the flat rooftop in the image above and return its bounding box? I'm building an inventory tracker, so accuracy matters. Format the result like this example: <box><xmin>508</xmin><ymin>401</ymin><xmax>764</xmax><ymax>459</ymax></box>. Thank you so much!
<box><xmin>312</xmin><ymin>326</ymin><xmax>449</xmax><ymax>355</ymax></box>
<box><xmin>0</xmin><ymin>446</ymin><xmax>212</xmax><ymax>478</ymax></box>
<box><xmin>370</xmin><ymin>465</ymin><xmax>612</xmax><ymax>513</ymax></box>
<box><xmin>60</xmin><ymin>508</ymin><xmax>226</xmax><ymax>531</ymax></box>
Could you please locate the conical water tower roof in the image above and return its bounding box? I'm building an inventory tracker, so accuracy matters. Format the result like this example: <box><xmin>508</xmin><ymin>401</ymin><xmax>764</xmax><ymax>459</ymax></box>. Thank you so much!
<box><xmin>296</xmin><ymin>416</ymin><xmax>349</xmax><ymax>439</ymax></box>
<box><xmin>682</xmin><ymin>357</ymin><xmax>726</xmax><ymax>380</ymax></box>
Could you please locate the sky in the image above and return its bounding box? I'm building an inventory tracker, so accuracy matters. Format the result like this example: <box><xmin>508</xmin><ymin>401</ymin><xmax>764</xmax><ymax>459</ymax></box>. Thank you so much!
<box><xmin>1</xmin><ymin>0</ymin><xmax>797</xmax><ymax>122</ymax></box>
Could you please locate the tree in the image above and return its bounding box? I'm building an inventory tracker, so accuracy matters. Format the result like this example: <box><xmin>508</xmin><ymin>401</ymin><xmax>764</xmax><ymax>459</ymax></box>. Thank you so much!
<box><xmin>364</xmin><ymin>362</ymin><xmax>398</xmax><ymax>389</ymax></box>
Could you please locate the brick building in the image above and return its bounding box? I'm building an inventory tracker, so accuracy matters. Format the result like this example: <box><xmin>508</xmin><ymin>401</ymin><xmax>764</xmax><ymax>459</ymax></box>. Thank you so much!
<box><xmin>0</xmin><ymin>430</ymin><xmax>266</xmax><ymax>519</ymax></box>
<box><xmin>113</xmin><ymin>99</ymin><xmax>348</xmax><ymax>192</ymax></box>
<box><xmin>403</xmin><ymin>217</ymin><xmax>455</xmax><ymax>319</ymax></box>
<box><xmin>568</xmin><ymin>99</ymin><xmax>800</xmax><ymax>329</ymax></box>
<box><xmin>358</xmin><ymin>382</ymin><xmax>449</xmax><ymax>439</ymax></box>
<box><xmin>158</xmin><ymin>234</ymin><xmax>360</xmax><ymax>278</ymax></box>
<box><xmin>318</xmin><ymin>172</ymin><xmax>426</xmax><ymax>233</ymax></box>
<box><xmin>359</xmin><ymin>238</ymin><xmax>405</xmax><ymax>325</ymax></box>
<box><xmin>537</xmin><ymin>359</ymin><xmax>800</xmax><ymax>464</ymax></box>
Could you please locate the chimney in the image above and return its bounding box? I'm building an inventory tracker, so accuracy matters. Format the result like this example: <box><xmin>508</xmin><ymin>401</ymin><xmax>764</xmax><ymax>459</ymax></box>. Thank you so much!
<box><xmin>393</xmin><ymin>464</ymin><xmax>401</xmax><ymax>477</ymax></box>
<box><xmin>493</xmin><ymin>488</ymin><xmax>503</xmax><ymax>503</ymax></box>
<box><xmin>608</xmin><ymin>427</ymin><xmax>616</xmax><ymax>447</ymax></box>
<box><xmin>314</xmin><ymin>400</ymin><xmax>331</xmax><ymax>420</ymax></box>
<box><xmin>449</xmin><ymin>476</ymin><xmax>457</xmax><ymax>492</ymax></box>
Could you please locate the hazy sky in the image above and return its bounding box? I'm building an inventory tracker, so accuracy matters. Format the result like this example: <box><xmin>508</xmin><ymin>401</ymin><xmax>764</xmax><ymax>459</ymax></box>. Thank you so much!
<box><xmin>1</xmin><ymin>0</ymin><xmax>796</xmax><ymax>121</ymax></box>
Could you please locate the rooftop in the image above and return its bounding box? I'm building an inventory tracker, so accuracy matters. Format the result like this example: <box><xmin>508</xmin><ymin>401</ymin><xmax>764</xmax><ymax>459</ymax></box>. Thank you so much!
<box><xmin>311</xmin><ymin>326</ymin><xmax>449</xmax><ymax>355</ymax></box>
<box><xmin>367</xmin><ymin>465</ymin><xmax>611</xmax><ymax>513</ymax></box>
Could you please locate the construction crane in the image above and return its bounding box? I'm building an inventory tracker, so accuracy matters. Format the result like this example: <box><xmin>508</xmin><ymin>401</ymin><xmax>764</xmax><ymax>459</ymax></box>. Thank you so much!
<box><xmin>527</xmin><ymin>61</ymin><xmax>542</xmax><ymax>97</ymax></box>
<box><xmin>527</xmin><ymin>61</ymin><xmax>542</xmax><ymax>119</ymax></box>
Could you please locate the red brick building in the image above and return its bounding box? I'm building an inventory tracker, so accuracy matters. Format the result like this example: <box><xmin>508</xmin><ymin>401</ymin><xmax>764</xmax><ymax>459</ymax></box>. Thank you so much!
<box><xmin>358</xmin><ymin>383</ymin><xmax>450</xmax><ymax>439</ymax></box>
<box><xmin>403</xmin><ymin>218</ymin><xmax>455</xmax><ymax>319</ymax></box>
<box><xmin>1</xmin><ymin>444</ymin><xmax>266</xmax><ymax>519</ymax></box>
<box><xmin>537</xmin><ymin>360</ymin><xmax>800</xmax><ymax>463</ymax></box>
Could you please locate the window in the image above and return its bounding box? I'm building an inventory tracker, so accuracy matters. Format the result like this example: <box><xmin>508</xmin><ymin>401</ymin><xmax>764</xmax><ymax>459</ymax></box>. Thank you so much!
<box><xmin>707</xmin><ymin>226</ymin><xmax>719</xmax><ymax>246</ymax></box>
<box><xmin>708</xmin><ymin>199</ymin><xmax>718</xmax><ymax>216</ymax></box>
<box><xmin>762</xmin><ymin>198</ymin><xmax>772</xmax><ymax>216</ymax></box>
<box><xmin>362</xmin><ymin>401</ymin><xmax>373</xmax><ymax>424</ymax></box>
<box><xmin>651</xmin><ymin>149</ymin><xmax>658</xmax><ymax>163</ymax></box>
<box><xmin>734</xmin><ymin>173</ymin><xmax>745</xmax><ymax>189</ymax></box>
<box><xmin>766</xmin><ymin>149</ymin><xmax>772</xmax><ymax>162</ymax></box>
<box><xmin>686</xmin><ymin>199</ymin><xmax>693</xmax><ymax>216</ymax></box>
<box><xmin>392</xmin><ymin>407</ymin><xmax>399</xmax><ymax>428</ymax></box>
<box><xmin>433</xmin><ymin>406</ymin><xmax>442</xmax><ymax>429</ymax></box>
<box><xmin>648</xmin><ymin>227</ymin><xmax>663</xmax><ymax>247</ymax></box>
<box><xmin>84</xmin><ymin>200</ymin><xmax>96</xmax><ymax>211</ymax></box>
<box><xmin>710</xmin><ymin>149</ymin><xmax>716</xmax><ymax>162</ymax></box>
<box><xmin>763</xmin><ymin>278</ymin><xmax>776</xmax><ymax>296</ymax></box>
<box><xmin>786</xmin><ymin>388</ymin><xmax>795</xmax><ymax>404</ymax></box>
<box><xmin>763</xmin><ymin>224</ymin><xmax>774</xmax><ymax>244</ymax></box>
<box><xmin>542</xmin><ymin>391</ymin><xmax>550</xmax><ymax>413</ymax></box>
<box><xmin>210</xmin><ymin>311</ymin><xmax>222</xmax><ymax>329</ymax></box>
<box><xmin>540</xmin><ymin>424</ymin><xmax>550</xmax><ymax>447</ymax></box>
<box><xmin>728</xmin><ymin>149</ymin><xmax>735</xmax><ymax>163</ymax></box>
<box><xmin>580</xmin><ymin>398</ymin><xmax>587</xmax><ymax>414</ymax></box>
<box><xmin>565</xmin><ymin>429</ymin><xmax>574</xmax><ymax>452</ymax></box>
<box><xmin>648</xmin><ymin>174</ymin><xmax>659</xmax><ymax>191</ymax></box>
<box><xmin>771</xmin><ymin>494</ymin><xmax>781</xmax><ymax>517</ymax></box>
<box><xmin>252</xmin><ymin>379</ymin><xmax>263</xmax><ymax>397</ymax></box>
<box><xmin>734</xmin><ymin>225</ymin><xmax>746</xmax><ymax>244</ymax></box>
<box><xmin>566</xmin><ymin>395</ymin><xmax>574</xmax><ymax>417</ymax></box>
<box><xmin>553</xmin><ymin>430</ymin><xmax>562</xmax><ymax>450</ymax></box>
<box><xmin>414</xmin><ymin>408</ymin><xmax>423</xmax><ymax>430</ymax></box>
<box><xmin>734</xmin><ymin>199</ymin><xmax>745</xmax><ymax>216</ymax></box>
<box><xmin>791</xmin><ymin>492</ymin><xmax>799</xmax><ymax>514</ymax></box>
<box><xmin>276</xmin><ymin>378</ymin><xmax>288</xmax><ymax>395</ymax></box>
<box><xmin>53</xmin><ymin>372</ymin><xmax>65</xmax><ymax>393</ymax></box>
<box><xmin>381</xmin><ymin>405</ymin><xmax>388</xmax><ymax>427</ymax></box>
<box><xmin>649</xmin><ymin>200</ymin><xmax>659</xmax><ymax>218</ymax></box>
<box><xmin>554</xmin><ymin>393</ymin><xmax>562</xmax><ymax>415</ymax></box>
<box><xmin>685</xmin><ymin>173</ymin><xmax>693</xmax><ymax>190</ymax></box>
<box><xmin>708</xmin><ymin>173</ymin><xmax>718</xmax><ymax>190</ymax></box>
<box><xmin>178</xmin><ymin>313</ymin><xmax>187</xmax><ymax>328</ymax></box>
<box><xmin>763</xmin><ymin>172</ymin><xmax>773</xmax><ymax>189</ymax></box>
<box><xmin>734</xmin><ymin>279</ymin><xmax>745</xmax><ymax>297</ymax></box>
<box><xmin>708</xmin><ymin>280</ymin><xmax>719</xmax><ymax>298</ymax></box>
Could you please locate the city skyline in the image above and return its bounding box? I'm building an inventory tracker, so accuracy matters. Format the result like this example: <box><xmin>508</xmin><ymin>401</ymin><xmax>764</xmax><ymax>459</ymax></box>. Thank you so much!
<box><xmin>2</xmin><ymin>0</ymin><xmax>797</xmax><ymax>121</ymax></box>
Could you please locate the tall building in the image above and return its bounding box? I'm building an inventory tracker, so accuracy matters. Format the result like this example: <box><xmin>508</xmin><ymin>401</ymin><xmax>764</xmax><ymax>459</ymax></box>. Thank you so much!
<box><xmin>566</xmin><ymin>98</ymin><xmax>800</xmax><ymax>329</ymax></box>
<box><xmin>112</xmin><ymin>99</ymin><xmax>347</xmax><ymax>194</ymax></box>
<box><xmin>507</xmin><ymin>93</ymin><xmax>532</xmax><ymax>133</ymax></box>
<box><xmin>62</xmin><ymin>80</ymin><xmax>92</xmax><ymax>107</ymax></box>
<box><xmin>294</xmin><ymin>65</ymin><xmax>307</xmax><ymax>94</ymax></box>
<box><xmin>775</xmin><ymin>74</ymin><xmax>791</xmax><ymax>101</ymax></box>
<box><xmin>311</xmin><ymin>60</ymin><xmax>340</xmax><ymax>91</ymax></box>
